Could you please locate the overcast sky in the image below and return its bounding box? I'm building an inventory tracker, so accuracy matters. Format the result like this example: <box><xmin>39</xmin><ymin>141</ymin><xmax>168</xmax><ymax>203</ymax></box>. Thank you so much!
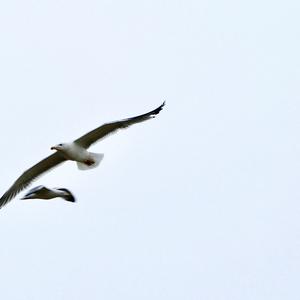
<box><xmin>0</xmin><ymin>0</ymin><xmax>299</xmax><ymax>299</ymax></box>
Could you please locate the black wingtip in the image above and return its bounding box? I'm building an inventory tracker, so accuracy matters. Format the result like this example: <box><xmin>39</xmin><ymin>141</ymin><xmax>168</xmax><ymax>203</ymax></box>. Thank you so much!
<box><xmin>57</xmin><ymin>188</ymin><xmax>76</xmax><ymax>203</ymax></box>
<box><xmin>65</xmin><ymin>194</ymin><xmax>76</xmax><ymax>203</ymax></box>
<box><xmin>152</xmin><ymin>101</ymin><xmax>166</xmax><ymax>116</ymax></box>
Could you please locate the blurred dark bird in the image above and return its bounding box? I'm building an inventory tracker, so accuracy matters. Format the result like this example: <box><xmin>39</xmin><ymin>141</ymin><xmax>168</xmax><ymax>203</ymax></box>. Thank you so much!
<box><xmin>21</xmin><ymin>185</ymin><xmax>75</xmax><ymax>202</ymax></box>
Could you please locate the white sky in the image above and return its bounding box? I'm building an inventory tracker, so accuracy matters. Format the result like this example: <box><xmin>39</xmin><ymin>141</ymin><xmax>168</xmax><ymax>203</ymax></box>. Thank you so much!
<box><xmin>0</xmin><ymin>0</ymin><xmax>299</xmax><ymax>299</ymax></box>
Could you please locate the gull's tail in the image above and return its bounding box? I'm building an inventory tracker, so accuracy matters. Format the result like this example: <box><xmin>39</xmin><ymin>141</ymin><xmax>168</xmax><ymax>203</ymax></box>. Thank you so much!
<box><xmin>76</xmin><ymin>152</ymin><xmax>104</xmax><ymax>170</ymax></box>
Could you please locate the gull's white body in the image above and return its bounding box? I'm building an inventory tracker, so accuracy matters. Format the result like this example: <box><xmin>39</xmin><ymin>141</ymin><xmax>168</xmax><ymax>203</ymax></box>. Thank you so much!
<box><xmin>57</xmin><ymin>143</ymin><xmax>90</xmax><ymax>162</ymax></box>
<box><xmin>53</xmin><ymin>142</ymin><xmax>104</xmax><ymax>170</ymax></box>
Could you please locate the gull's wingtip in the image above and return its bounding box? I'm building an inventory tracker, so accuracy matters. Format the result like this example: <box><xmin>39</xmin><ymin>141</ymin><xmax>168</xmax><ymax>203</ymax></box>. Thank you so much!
<box><xmin>160</xmin><ymin>101</ymin><xmax>166</xmax><ymax>109</ymax></box>
<box><xmin>152</xmin><ymin>101</ymin><xmax>166</xmax><ymax>116</ymax></box>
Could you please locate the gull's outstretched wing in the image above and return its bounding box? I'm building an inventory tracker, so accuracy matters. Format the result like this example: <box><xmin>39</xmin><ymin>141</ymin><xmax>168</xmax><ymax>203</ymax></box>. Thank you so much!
<box><xmin>0</xmin><ymin>152</ymin><xmax>66</xmax><ymax>208</ymax></box>
<box><xmin>74</xmin><ymin>102</ymin><xmax>165</xmax><ymax>148</ymax></box>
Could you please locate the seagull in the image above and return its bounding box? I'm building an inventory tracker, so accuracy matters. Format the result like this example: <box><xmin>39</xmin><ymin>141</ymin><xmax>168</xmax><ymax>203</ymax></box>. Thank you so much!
<box><xmin>0</xmin><ymin>102</ymin><xmax>165</xmax><ymax>208</ymax></box>
<box><xmin>21</xmin><ymin>185</ymin><xmax>75</xmax><ymax>202</ymax></box>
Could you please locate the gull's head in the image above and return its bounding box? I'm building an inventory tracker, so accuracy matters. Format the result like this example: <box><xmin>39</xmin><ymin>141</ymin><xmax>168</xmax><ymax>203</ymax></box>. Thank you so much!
<box><xmin>51</xmin><ymin>143</ymin><xmax>66</xmax><ymax>151</ymax></box>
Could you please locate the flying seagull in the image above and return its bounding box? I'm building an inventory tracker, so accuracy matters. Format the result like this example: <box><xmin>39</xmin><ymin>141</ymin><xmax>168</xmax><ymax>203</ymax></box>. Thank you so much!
<box><xmin>21</xmin><ymin>185</ymin><xmax>75</xmax><ymax>202</ymax></box>
<box><xmin>0</xmin><ymin>102</ymin><xmax>165</xmax><ymax>208</ymax></box>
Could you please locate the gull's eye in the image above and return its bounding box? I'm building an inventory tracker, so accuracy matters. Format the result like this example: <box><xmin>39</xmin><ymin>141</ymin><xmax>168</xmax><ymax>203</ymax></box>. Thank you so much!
<box><xmin>59</xmin><ymin>143</ymin><xmax>63</xmax><ymax>146</ymax></box>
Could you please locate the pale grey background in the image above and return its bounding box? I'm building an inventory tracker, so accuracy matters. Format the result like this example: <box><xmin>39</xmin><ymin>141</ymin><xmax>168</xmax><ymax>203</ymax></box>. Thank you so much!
<box><xmin>0</xmin><ymin>0</ymin><xmax>299</xmax><ymax>299</ymax></box>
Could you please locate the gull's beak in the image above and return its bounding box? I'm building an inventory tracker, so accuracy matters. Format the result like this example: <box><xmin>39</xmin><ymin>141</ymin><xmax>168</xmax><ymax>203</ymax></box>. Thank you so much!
<box><xmin>51</xmin><ymin>146</ymin><xmax>58</xmax><ymax>150</ymax></box>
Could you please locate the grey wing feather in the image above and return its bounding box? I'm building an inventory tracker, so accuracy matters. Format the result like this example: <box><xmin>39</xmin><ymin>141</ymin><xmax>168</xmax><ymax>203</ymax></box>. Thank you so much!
<box><xmin>24</xmin><ymin>185</ymin><xmax>47</xmax><ymax>196</ymax></box>
<box><xmin>0</xmin><ymin>152</ymin><xmax>66</xmax><ymax>208</ymax></box>
<box><xmin>74</xmin><ymin>102</ymin><xmax>165</xmax><ymax>148</ymax></box>
<box><xmin>27</xmin><ymin>185</ymin><xmax>47</xmax><ymax>194</ymax></box>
